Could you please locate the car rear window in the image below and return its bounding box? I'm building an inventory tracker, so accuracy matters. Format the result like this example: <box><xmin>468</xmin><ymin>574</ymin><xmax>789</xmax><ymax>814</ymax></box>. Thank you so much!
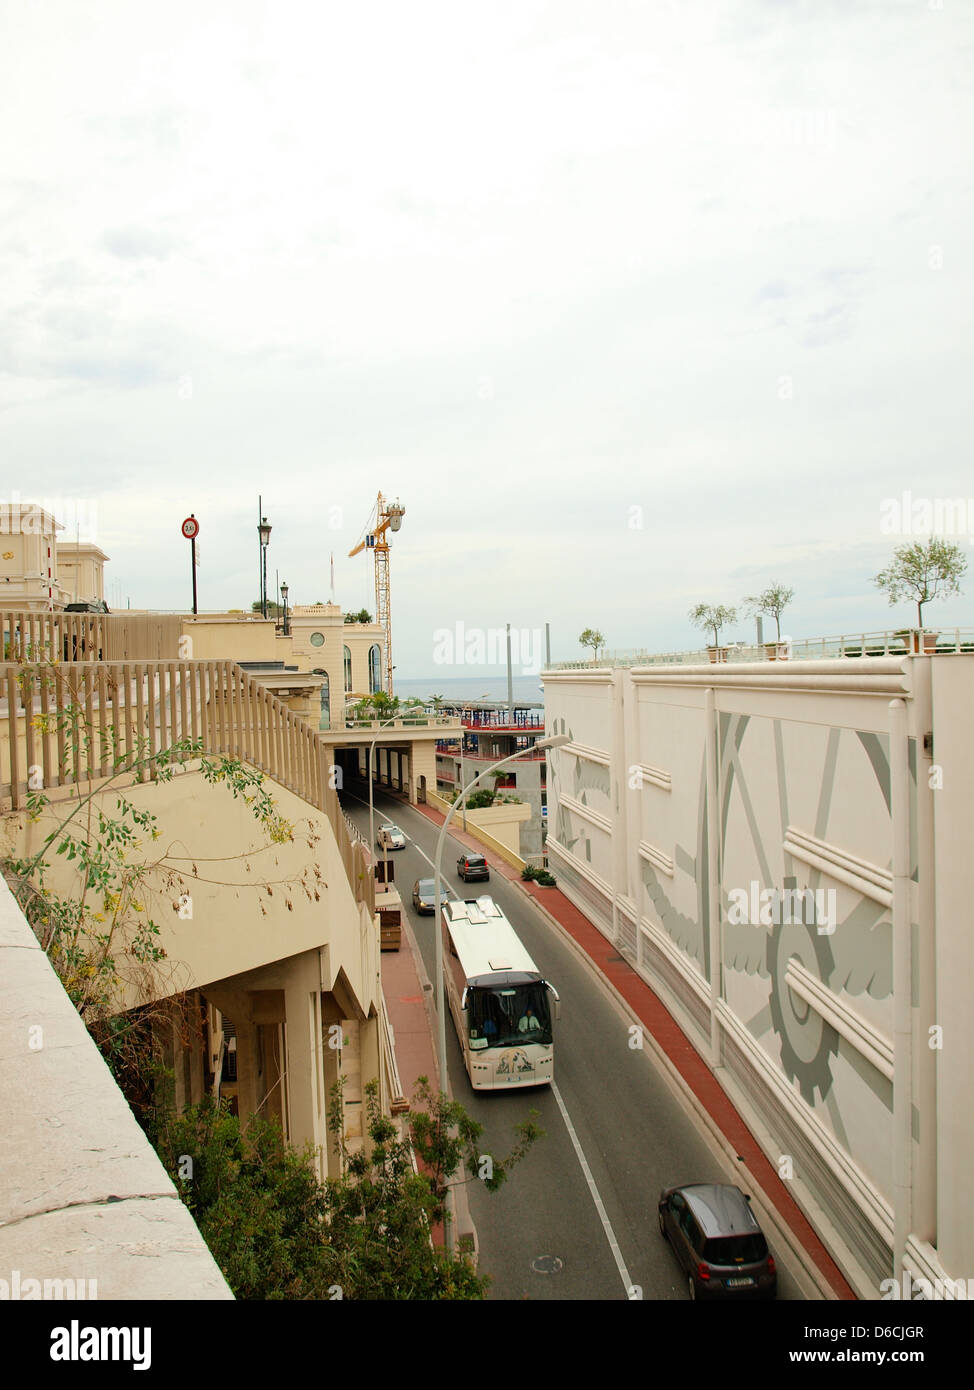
<box><xmin>467</xmin><ymin>856</ymin><xmax>486</xmax><ymax>866</ymax></box>
<box><xmin>702</xmin><ymin>1234</ymin><xmax>768</xmax><ymax>1266</ymax></box>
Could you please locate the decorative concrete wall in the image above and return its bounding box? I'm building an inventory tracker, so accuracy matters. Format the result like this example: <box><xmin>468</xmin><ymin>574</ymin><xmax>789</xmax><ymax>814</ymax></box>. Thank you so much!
<box><xmin>543</xmin><ymin>656</ymin><xmax>972</xmax><ymax>1298</ymax></box>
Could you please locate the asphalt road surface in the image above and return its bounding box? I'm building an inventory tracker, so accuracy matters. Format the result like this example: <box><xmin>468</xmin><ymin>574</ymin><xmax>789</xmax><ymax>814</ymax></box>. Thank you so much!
<box><xmin>344</xmin><ymin>779</ymin><xmax>810</xmax><ymax>1302</ymax></box>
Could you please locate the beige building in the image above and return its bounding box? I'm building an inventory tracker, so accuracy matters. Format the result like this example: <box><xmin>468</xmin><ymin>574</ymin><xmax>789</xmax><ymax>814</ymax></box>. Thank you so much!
<box><xmin>0</xmin><ymin>500</ymin><xmax>109</xmax><ymax>612</ymax></box>
<box><xmin>0</xmin><ymin>503</ymin><xmax>67</xmax><ymax>610</ymax></box>
<box><xmin>56</xmin><ymin>540</ymin><xmax>110</xmax><ymax>606</ymax></box>
<box><xmin>1</xmin><ymin>629</ymin><xmax>405</xmax><ymax>1200</ymax></box>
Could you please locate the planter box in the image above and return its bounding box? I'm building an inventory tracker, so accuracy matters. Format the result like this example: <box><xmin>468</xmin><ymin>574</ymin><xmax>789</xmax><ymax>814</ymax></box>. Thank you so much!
<box><xmin>896</xmin><ymin>630</ymin><xmax>939</xmax><ymax>655</ymax></box>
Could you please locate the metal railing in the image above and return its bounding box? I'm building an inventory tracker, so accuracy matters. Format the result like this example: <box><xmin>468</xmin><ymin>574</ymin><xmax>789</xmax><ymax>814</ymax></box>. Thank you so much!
<box><xmin>340</xmin><ymin>715</ymin><xmax>460</xmax><ymax>730</ymax></box>
<box><xmin>459</xmin><ymin>714</ymin><xmax>545</xmax><ymax>729</ymax></box>
<box><xmin>547</xmin><ymin>627</ymin><xmax>974</xmax><ymax>670</ymax></box>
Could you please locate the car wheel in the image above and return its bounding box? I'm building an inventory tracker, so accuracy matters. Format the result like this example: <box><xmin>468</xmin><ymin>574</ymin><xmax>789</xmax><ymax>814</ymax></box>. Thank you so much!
<box><xmin>658</xmin><ymin>1208</ymin><xmax>667</xmax><ymax>1239</ymax></box>
<box><xmin>688</xmin><ymin>1275</ymin><xmax>696</xmax><ymax>1301</ymax></box>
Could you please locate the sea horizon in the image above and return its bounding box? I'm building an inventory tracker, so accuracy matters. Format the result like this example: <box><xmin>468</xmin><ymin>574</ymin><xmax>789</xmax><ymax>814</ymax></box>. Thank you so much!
<box><xmin>392</xmin><ymin>674</ymin><xmax>545</xmax><ymax>706</ymax></box>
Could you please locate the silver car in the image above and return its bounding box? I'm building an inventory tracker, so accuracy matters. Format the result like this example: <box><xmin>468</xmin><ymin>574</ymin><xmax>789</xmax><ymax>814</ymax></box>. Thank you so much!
<box><xmin>376</xmin><ymin>824</ymin><xmax>406</xmax><ymax>850</ymax></box>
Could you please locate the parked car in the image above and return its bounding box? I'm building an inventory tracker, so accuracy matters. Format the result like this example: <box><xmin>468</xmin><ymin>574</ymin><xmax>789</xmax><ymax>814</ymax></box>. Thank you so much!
<box><xmin>658</xmin><ymin>1183</ymin><xmax>777</xmax><ymax>1300</ymax></box>
<box><xmin>412</xmin><ymin>878</ymin><xmax>436</xmax><ymax>914</ymax></box>
<box><xmin>376</xmin><ymin>824</ymin><xmax>406</xmax><ymax>850</ymax></box>
<box><xmin>64</xmin><ymin>600</ymin><xmax>110</xmax><ymax>613</ymax></box>
<box><xmin>457</xmin><ymin>853</ymin><xmax>489</xmax><ymax>883</ymax></box>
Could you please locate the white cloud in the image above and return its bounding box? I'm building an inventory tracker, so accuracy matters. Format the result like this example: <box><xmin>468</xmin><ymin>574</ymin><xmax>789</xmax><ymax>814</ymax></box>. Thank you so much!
<box><xmin>2</xmin><ymin>0</ymin><xmax>973</xmax><ymax>670</ymax></box>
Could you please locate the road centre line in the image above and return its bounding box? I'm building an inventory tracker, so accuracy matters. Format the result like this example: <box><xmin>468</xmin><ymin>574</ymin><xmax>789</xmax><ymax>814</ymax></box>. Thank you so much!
<box><xmin>550</xmin><ymin>1081</ymin><xmax>636</xmax><ymax>1299</ymax></box>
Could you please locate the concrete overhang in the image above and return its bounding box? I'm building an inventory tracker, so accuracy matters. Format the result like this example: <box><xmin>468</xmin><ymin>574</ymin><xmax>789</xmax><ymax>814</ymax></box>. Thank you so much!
<box><xmin>318</xmin><ymin>717</ymin><xmax>461</xmax><ymax>749</ymax></box>
<box><xmin>245</xmin><ymin>669</ymin><xmax>325</xmax><ymax>699</ymax></box>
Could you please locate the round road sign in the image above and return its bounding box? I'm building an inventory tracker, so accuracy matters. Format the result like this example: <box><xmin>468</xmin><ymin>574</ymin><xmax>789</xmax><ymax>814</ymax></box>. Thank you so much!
<box><xmin>181</xmin><ymin>516</ymin><xmax>199</xmax><ymax>540</ymax></box>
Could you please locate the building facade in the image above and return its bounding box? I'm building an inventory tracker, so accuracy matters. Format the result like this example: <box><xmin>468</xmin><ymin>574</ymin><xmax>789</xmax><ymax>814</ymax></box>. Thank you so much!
<box><xmin>434</xmin><ymin>703</ymin><xmax>548</xmax><ymax>861</ymax></box>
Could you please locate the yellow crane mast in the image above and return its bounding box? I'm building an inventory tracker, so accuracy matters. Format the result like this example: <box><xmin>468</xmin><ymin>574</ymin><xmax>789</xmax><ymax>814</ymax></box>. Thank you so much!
<box><xmin>347</xmin><ymin>492</ymin><xmax>405</xmax><ymax>696</ymax></box>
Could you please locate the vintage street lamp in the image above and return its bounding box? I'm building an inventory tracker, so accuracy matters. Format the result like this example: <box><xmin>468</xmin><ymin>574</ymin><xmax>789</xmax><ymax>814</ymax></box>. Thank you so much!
<box><xmin>258</xmin><ymin>508</ymin><xmax>272</xmax><ymax>619</ymax></box>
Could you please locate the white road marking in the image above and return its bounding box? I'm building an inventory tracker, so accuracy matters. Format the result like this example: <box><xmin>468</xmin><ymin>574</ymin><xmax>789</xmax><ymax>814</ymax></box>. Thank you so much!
<box><xmin>550</xmin><ymin>1081</ymin><xmax>636</xmax><ymax>1299</ymax></box>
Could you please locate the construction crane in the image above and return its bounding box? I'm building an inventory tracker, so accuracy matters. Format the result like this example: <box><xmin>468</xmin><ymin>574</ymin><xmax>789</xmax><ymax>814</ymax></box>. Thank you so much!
<box><xmin>348</xmin><ymin>492</ymin><xmax>405</xmax><ymax>696</ymax></box>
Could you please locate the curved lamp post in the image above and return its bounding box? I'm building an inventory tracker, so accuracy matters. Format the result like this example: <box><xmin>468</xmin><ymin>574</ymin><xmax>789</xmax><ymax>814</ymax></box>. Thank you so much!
<box><xmin>432</xmin><ymin>731</ymin><xmax>570</xmax><ymax>1251</ymax></box>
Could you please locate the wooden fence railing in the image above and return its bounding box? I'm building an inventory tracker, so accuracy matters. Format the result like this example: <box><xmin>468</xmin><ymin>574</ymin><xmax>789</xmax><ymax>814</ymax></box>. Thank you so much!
<box><xmin>0</xmin><ymin>659</ymin><xmax>373</xmax><ymax>911</ymax></box>
<box><xmin>1</xmin><ymin>610</ymin><xmax>184</xmax><ymax>663</ymax></box>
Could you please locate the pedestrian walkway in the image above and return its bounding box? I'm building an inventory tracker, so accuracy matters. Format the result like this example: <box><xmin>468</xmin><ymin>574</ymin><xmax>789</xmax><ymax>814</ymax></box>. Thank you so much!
<box><xmin>380</xmin><ymin>907</ymin><xmax>446</xmax><ymax>1247</ymax></box>
<box><xmin>381</xmin><ymin>911</ymin><xmax>439</xmax><ymax>1098</ymax></box>
<box><xmin>402</xmin><ymin>791</ymin><xmax>856</xmax><ymax>1300</ymax></box>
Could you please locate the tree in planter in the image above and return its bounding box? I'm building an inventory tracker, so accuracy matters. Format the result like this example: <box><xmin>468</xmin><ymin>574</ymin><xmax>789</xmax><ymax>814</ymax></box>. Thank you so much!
<box><xmin>873</xmin><ymin>538</ymin><xmax>966</xmax><ymax>631</ymax></box>
<box><xmin>743</xmin><ymin>583</ymin><xmax>794</xmax><ymax>642</ymax></box>
<box><xmin>465</xmin><ymin>788</ymin><xmax>497</xmax><ymax>811</ymax></box>
<box><xmin>689</xmin><ymin>602</ymin><xmax>737</xmax><ymax>648</ymax></box>
<box><xmin>521</xmin><ymin>865</ymin><xmax>556</xmax><ymax>886</ymax></box>
<box><xmin>578</xmin><ymin>628</ymin><xmax>605</xmax><ymax>664</ymax></box>
<box><xmin>343</xmin><ymin>608</ymin><xmax>373</xmax><ymax>624</ymax></box>
<box><xmin>348</xmin><ymin>691</ymin><xmax>401</xmax><ymax>722</ymax></box>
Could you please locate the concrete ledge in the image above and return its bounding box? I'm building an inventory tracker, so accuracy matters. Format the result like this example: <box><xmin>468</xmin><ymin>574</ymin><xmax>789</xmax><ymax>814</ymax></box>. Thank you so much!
<box><xmin>0</xmin><ymin>1198</ymin><xmax>232</xmax><ymax>1301</ymax></box>
<box><xmin>0</xmin><ymin>879</ymin><xmax>232</xmax><ymax>1300</ymax></box>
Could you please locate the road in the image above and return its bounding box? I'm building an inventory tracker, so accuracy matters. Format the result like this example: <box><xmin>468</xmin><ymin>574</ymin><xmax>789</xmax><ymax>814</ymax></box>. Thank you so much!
<box><xmin>343</xmin><ymin>779</ymin><xmax>810</xmax><ymax>1301</ymax></box>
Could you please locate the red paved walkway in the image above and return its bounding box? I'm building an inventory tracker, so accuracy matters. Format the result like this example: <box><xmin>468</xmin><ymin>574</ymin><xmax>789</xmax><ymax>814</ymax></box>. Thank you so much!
<box><xmin>380</xmin><ymin>906</ymin><xmax>446</xmax><ymax>1245</ymax></box>
<box><xmin>395</xmin><ymin>791</ymin><xmax>856</xmax><ymax>1301</ymax></box>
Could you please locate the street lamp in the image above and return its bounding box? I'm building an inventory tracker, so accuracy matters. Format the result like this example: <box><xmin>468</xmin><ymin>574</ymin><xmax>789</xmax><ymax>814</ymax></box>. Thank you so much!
<box><xmin>280</xmin><ymin>581</ymin><xmax>289</xmax><ymax>636</ymax></box>
<box><xmin>432</xmin><ymin>732</ymin><xmax>570</xmax><ymax>1251</ymax></box>
<box><xmin>258</xmin><ymin>506</ymin><xmax>272</xmax><ymax>619</ymax></box>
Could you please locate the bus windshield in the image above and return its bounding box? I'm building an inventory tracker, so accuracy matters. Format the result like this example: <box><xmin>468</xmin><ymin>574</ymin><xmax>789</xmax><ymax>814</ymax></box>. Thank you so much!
<box><xmin>467</xmin><ymin>982</ymin><xmax>552</xmax><ymax>1048</ymax></box>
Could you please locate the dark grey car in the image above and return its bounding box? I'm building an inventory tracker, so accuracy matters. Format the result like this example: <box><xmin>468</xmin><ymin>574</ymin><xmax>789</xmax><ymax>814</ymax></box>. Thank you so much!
<box><xmin>457</xmin><ymin>853</ymin><xmax>489</xmax><ymax>883</ymax></box>
<box><xmin>412</xmin><ymin>878</ymin><xmax>436</xmax><ymax>914</ymax></box>
<box><xmin>658</xmin><ymin>1183</ymin><xmax>777</xmax><ymax>1300</ymax></box>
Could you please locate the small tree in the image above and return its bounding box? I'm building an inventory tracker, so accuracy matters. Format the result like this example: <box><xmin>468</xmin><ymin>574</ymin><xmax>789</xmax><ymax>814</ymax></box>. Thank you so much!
<box><xmin>873</xmin><ymin>538</ymin><xmax>967</xmax><ymax>629</ymax></box>
<box><xmin>579</xmin><ymin>628</ymin><xmax>605</xmax><ymax>663</ymax></box>
<box><xmin>689</xmin><ymin>603</ymin><xmax>737</xmax><ymax>648</ymax></box>
<box><xmin>344</xmin><ymin>608</ymin><xmax>373</xmax><ymax>624</ymax></box>
<box><xmin>743</xmin><ymin>583</ymin><xmax>794</xmax><ymax>641</ymax></box>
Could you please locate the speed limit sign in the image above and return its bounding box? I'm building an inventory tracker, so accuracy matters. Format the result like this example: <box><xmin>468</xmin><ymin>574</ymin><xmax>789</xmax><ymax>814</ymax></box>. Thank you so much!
<box><xmin>181</xmin><ymin>516</ymin><xmax>199</xmax><ymax>540</ymax></box>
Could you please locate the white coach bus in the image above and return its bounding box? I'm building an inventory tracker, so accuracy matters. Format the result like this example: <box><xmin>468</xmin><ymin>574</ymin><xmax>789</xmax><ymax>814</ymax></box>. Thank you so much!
<box><xmin>442</xmin><ymin>896</ymin><xmax>559</xmax><ymax>1090</ymax></box>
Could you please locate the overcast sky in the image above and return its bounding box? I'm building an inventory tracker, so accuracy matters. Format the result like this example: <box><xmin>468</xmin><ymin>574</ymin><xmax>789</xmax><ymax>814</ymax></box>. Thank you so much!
<box><xmin>3</xmin><ymin>1</ymin><xmax>973</xmax><ymax>676</ymax></box>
